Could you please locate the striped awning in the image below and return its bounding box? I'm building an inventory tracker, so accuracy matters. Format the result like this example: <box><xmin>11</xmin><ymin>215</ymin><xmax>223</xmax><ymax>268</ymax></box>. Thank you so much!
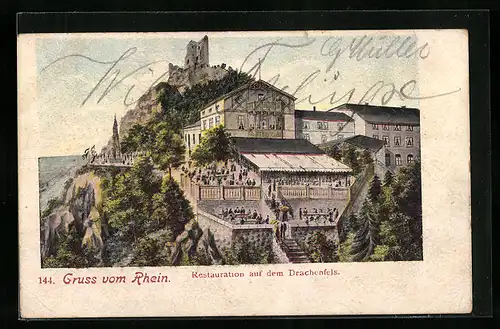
<box><xmin>241</xmin><ymin>153</ymin><xmax>352</xmax><ymax>173</ymax></box>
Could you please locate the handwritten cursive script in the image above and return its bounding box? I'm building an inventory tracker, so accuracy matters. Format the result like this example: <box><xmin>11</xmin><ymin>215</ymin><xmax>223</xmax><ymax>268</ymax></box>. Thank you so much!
<box><xmin>40</xmin><ymin>33</ymin><xmax>459</xmax><ymax>111</ymax></box>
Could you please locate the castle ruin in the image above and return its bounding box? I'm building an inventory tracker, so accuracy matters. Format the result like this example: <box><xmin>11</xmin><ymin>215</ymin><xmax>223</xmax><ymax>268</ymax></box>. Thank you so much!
<box><xmin>168</xmin><ymin>35</ymin><xmax>229</xmax><ymax>92</ymax></box>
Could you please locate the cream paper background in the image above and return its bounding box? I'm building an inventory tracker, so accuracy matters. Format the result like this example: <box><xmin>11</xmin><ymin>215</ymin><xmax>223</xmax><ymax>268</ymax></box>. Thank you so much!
<box><xmin>18</xmin><ymin>29</ymin><xmax>471</xmax><ymax>318</ymax></box>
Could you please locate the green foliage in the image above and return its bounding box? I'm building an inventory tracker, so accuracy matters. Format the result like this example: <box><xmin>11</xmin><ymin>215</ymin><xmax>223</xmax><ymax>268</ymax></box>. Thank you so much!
<box><xmin>152</xmin><ymin>175</ymin><xmax>194</xmax><ymax>237</ymax></box>
<box><xmin>129</xmin><ymin>231</ymin><xmax>172</xmax><ymax>267</ymax></box>
<box><xmin>383</xmin><ymin>170</ymin><xmax>394</xmax><ymax>186</ymax></box>
<box><xmin>338</xmin><ymin>232</ymin><xmax>354</xmax><ymax>262</ymax></box>
<box><xmin>103</xmin><ymin>156</ymin><xmax>161</xmax><ymax>242</ymax></box>
<box><xmin>191</xmin><ymin>126</ymin><xmax>234</xmax><ymax>166</ymax></box>
<box><xmin>42</xmin><ymin>223</ymin><xmax>100</xmax><ymax>268</ymax></box>
<box><xmin>341</xmin><ymin>144</ymin><xmax>362</xmax><ymax>174</ymax></box>
<box><xmin>361</xmin><ymin>149</ymin><xmax>373</xmax><ymax>166</ymax></box>
<box><xmin>341</xmin><ymin>160</ymin><xmax>423</xmax><ymax>262</ymax></box>
<box><xmin>149</xmin><ymin>122</ymin><xmax>186</xmax><ymax>175</ymax></box>
<box><xmin>351</xmin><ymin>200</ymin><xmax>380</xmax><ymax>261</ymax></box>
<box><xmin>303</xmin><ymin>232</ymin><xmax>339</xmax><ymax>263</ymax></box>
<box><xmin>222</xmin><ymin>236</ymin><xmax>274</xmax><ymax>265</ymax></box>
<box><xmin>157</xmin><ymin>69</ymin><xmax>253</xmax><ymax>127</ymax></box>
<box><xmin>368</xmin><ymin>174</ymin><xmax>382</xmax><ymax>203</ymax></box>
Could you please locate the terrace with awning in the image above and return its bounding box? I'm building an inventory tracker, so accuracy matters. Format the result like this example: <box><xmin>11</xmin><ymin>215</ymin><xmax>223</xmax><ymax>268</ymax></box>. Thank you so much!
<box><xmin>240</xmin><ymin>153</ymin><xmax>352</xmax><ymax>173</ymax></box>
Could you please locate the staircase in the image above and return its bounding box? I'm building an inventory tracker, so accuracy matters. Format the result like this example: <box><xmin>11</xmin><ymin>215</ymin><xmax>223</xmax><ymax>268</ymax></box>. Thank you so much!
<box><xmin>281</xmin><ymin>238</ymin><xmax>310</xmax><ymax>263</ymax></box>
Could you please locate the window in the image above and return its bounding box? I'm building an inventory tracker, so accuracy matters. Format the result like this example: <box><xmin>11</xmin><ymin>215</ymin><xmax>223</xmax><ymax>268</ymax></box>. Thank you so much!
<box><xmin>188</xmin><ymin>134</ymin><xmax>191</xmax><ymax>145</ymax></box>
<box><xmin>395</xmin><ymin>154</ymin><xmax>402</xmax><ymax>166</ymax></box>
<box><xmin>261</xmin><ymin>119</ymin><xmax>267</xmax><ymax>129</ymax></box>
<box><xmin>303</xmin><ymin>133</ymin><xmax>310</xmax><ymax>141</ymax></box>
<box><xmin>199</xmin><ymin>134</ymin><xmax>201</xmax><ymax>142</ymax></box>
<box><xmin>317</xmin><ymin>121</ymin><xmax>328</xmax><ymax>130</ymax></box>
<box><xmin>382</xmin><ymin>135</ymin><xmax>390</xmax><ymax>147</ymax></box>
<box><xmin>372</xmin><ymin>123</ymin><xmax>379</xmax><ymax>130</ymax></box>
<box><xmin>192</xmin><ymin>134</ymin><xmax>196</xmax><ymax>144</ymax></box>
<box><xmin>407</xmin><ymin>154</ymin><xmax>414</xmax><ymax>164</ymax></box>
<box><xmin>405</xmin><ymin>137</ymin><xmax>414</xmax><ymax>147</ymax></box>
<box><xmin>303</xmin><ymin>121</ymin><xmax>309</xmax><ymax>130</ymax></box>
<box><xmin>394</xmin><ymin>124</ymin><xmax>401</xmax><ymax>131</ymax></box>
<box><xmin>203</xmin><ymin>120</ymin><xmax>207</xmax><ymax>130</ymax></box>
<box><xmin>406</xmin><ymin>125</ymin><xmax>414</xmax><ymax>131</ymax></box>
<box><xmin>208</xmin><ymin>118</ymin><xmax>214</xmax><ymax>129</ymax></box>
<box><xmin>208</xmin><ymin>107</ymin><xmax>213</xmax><ymax>113</ymax></box>
<box><xmin>385</xmin><ymin>153</ymin><xmax>391</xmax><ymax>166</ymax></box>
<box><xmin>373</xmin><ymin>134</ymin><xmax>379</xmax><ymax>140</ymax></box>
<box><xmin>215</xmin><ymin>104</ymin><xmax>220</xmax><ymax>111</ymax></box>
<box><xmin>382</xmin><ymin>124</ymin><xmax>390</xmax><ymax>131</ymax></box>
<box><xmin>184</xmin><ymin>134</ymin><xmax>187</xmax><ymax>142</ymax></box>
<box><xmin>338</xmin><ymin>122</ymin><xmax>344</xmax><ymax>130</ymax></box>
<box><xmin>258</xmin><ymin>93</ymin><xmax>264</xmax><ymax>101</ymax></box>
<box><xmin>215</xmin><ymin>115</ymin><xmax>220</xmax><ymax>125</ymax></box>
<box><xmin>337</xmin><ymin>134</ymin><xmax>344</xmax><ymax>140</ymax></box>
<box><xmin>394</xmin><ymin>136</ymin><xmax>401</xmax><ymax>146</ymax></box>
<box><xmin>201</xmin><ymin>110</ymin><xmax>205</xmax><ymax>116</ymax></box>
<box><xmin>321</xmin><ymin>135</ymin><xmax>328</xmax><ymax>143</ymax></box>
<box><xmin>238</xmin><ymin>115</ymin><xmax>245</xmax><ymax>129</ymax></box>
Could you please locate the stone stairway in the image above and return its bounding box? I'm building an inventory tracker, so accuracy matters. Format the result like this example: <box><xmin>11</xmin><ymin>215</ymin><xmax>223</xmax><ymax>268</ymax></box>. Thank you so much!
<box><xmin>281</xmin><ymin>238</ymin><xmax>310</xmax><ymax>263</ymax></box>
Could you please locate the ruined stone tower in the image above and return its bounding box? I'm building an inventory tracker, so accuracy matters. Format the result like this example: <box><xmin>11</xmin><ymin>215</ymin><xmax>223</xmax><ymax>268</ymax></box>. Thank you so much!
<box><xmin>112</xmin><ymin>114</ymin><xmax>121</xmax><ymax>159</ymax></box>
<box><xmin>168</xmin><ymin>35</ymin><xmax>227</xmax><ymax>91</ymax></box>
<box><xmin>184</xmin><ymin>35</ymin><xmax>209</xmax><ymax>69</ymax></box>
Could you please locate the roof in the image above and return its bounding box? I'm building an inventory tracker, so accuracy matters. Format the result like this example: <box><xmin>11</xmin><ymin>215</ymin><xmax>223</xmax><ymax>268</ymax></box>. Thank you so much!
<box><xmin>183</xmin><ymin>120</ymin><xmax>201</xmax><ymax>129</ymax></box>
<box><xmin>295</xmin><ymin>109</ymin><xmax>353</xmax><ymax>121</ymax></box>
<box><xmin>231</xmin><ymin>137</ymin><xmax>325</xmax><ymax>155</ymax></box>
<box><xmin>320</xmin><ymin>135</ymin><xmax>385</xmax><ymax>153</ymax></box>
<box><xmin>241</xmin><ymin>153</ymin><xmax>352</xmax><ymax>173</ymax></box>
<box><xmin>199</xmin><ymin>79</ymin><xmax>297</xmax><ymax>112</ymax></box>
<box><xmin>330</xmin><ymin>103</ymin><xmax>420</xmax><ymax>125</ymax></box>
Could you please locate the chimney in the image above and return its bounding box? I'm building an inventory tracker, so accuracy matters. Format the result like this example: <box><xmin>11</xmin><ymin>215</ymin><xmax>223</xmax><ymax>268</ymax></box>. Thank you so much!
<box><xmin>313</xmin><ymin>106</ymin><xmax>316</xmax><ymax>111</ymax></box>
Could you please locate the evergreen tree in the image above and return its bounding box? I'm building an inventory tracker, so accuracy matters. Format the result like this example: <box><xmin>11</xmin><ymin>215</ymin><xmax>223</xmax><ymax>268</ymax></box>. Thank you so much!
<box><xmin>391</xmin><ymin>160</ymin><xmax>422</xmax><ymax>256</ymax></box>
<box><xmin>383</xmin><ymin>170</ymin><xmax>394</xmax><ymax>186</ymax></box>
<box><xmin>368</xmin><ymin>175</ymin><xmax>382</xmax><ymax>203</ymax></box>
<box><xmin>151</xmin><ymin>175</ymin><xmax>195</xmax><ymax>238</ymax></box>
<box><xmin>351</xmin><ymin>200</ymin><xmax>380</xmax><ymax>261</ymax></box>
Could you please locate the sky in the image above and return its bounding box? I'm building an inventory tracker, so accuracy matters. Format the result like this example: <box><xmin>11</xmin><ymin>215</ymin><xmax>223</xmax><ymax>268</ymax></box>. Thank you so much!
<box><xmin>34</xmin><ymin>31</ymin><xmax>424</xmax><ymax>156</ymax></box>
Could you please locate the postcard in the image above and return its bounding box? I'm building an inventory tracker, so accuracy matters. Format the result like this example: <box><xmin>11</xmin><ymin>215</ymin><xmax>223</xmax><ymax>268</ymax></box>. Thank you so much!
<box><xmin>18</xmin><ymin>29</ymin><xmax>471</xmax><ymax>318</ymax></box>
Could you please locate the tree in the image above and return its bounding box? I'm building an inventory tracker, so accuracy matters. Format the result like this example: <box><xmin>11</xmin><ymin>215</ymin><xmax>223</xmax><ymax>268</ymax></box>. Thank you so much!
<box><xmin>120</xmin><ymin>123</ymin><xmax>155</xmax><ymax>154</ymax></box>
<box><xmin>338</xmin><ymin>232</ymin><xmax>354</xmax><ymax>262</ymax></box>
<box><xmin>361</xmin><ymin>149</ymin><xmax>373</xmax><ymax>166</ymax></box>
<box><xmin>129</xmin><ymin>231</ymin><xmax>172</xmax><ymax>267</ymax></box>
<box><xmin>368</xmin><ymin>175</ymin><xmax>382</xmax><ymax>203</ymax></box>
<box><xmin>303</xmin><ymin>231</ymin><xmax>339</xmax><ymax>263</ymax></box>
<box><xmin>191</xmin><ymin>126</ymin><xmax>233</xmax><ymax>166</ymax></box>
<box><xmin>150</xmin><ymin>122</ymin><xmax>186</xmax><ymax>177</ymax></box>
<box><xmin>391</xmin><ymin>160</ymin><xmax>422</xmax><ymax>254</ymax></box>
<box><xmin>383</xmin><ymin>170</ymin><xmax>394</xmax><ymax>186</ymax></box>
<box><xmin>342</xmin><ymin>144</ymin><xmax>361</xmax><ymax>174</ymax></box>
<box><xmin>103</xmin><ymin>156</ymin><xmax>161</xmax><ymax>242</ymax></box>
<box><xmin>326</xmin><ymin>145</ymin><xmax>342</xmax><ymax>161</ymax></box>
<box><xmin>351</xmin><ymin>200</ymin><xmax>380</xmax><ymax>261</ymax></box>
<box><xmin>151</xmin><ymin>175</ymin><xmax>194</xmax><ymax>238</ymax></box>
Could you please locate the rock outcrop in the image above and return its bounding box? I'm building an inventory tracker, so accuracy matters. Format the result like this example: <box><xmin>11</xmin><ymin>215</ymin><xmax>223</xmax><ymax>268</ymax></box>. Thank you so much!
<box><xmin>40</xmin><ymin>172</ymin><xmax>105</xmax><ymax>261</ymax></box>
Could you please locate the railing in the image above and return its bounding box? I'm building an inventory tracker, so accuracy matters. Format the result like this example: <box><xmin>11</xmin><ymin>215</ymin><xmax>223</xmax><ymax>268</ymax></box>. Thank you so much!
<box><xmin>199</xmin><ymin>186</ymin><xmax>222</xmax><ymax>200</ymax></box>
<box><xmin>279</xmin><ymin>185</ymin><xmax>349</xmax><ymax>200</ymax></box>
<box><xmin>190</xmin><ymin>184</ymin><xmax>261</xmax><ymax>201</ymax></box>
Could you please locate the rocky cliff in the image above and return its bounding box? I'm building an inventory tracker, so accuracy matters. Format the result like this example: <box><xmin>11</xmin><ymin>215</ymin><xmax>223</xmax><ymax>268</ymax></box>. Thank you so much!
<box><xmin>40</xmin><ymin>171</ymin><xmax>105</xmax><ymax>262</ymax></box>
